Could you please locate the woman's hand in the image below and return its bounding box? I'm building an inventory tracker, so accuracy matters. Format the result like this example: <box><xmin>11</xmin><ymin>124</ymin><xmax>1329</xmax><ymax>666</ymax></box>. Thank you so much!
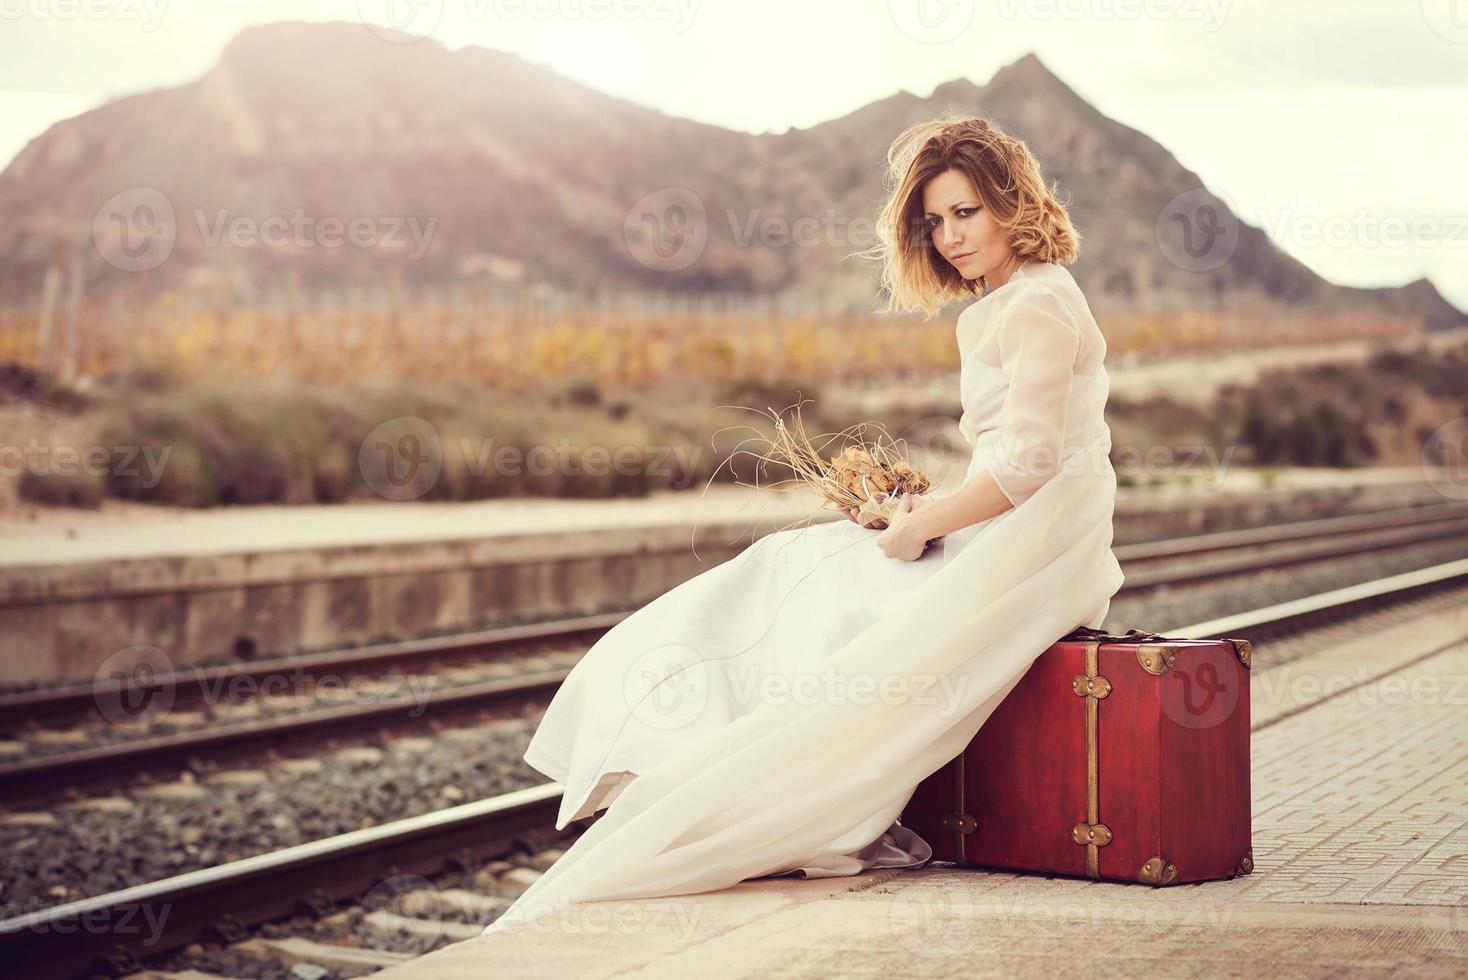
<box><xmin>841</xmin><ymin>504</ymin><xmax>883</xmax><ymax>528</ymax></box>
<box><xmin>876</xmin><ymin>493</ymin><xmax>933</xmax><ymax>562</ymax></box>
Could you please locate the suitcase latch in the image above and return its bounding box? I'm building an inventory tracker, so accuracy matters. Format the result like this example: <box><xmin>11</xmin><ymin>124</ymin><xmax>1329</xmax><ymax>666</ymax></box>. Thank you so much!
<box><xmin>1136</xmin><ymin>645</ymin><xmax>1177</xmax><ymax>675</ymax></box>
<box><xmin>1071</xmin><ymin>821</ymin><xmax>1113</xmax><ymax>846</ymax></box>
<box><xmin>941</xmin><ymin>812</ymin><xmax>978</xmax><ymax>834</ymax></box>
<box><xmin>1071</xmin><ymin>674</ymin><xmax>1112</xmax><ymax>698</ymax></box>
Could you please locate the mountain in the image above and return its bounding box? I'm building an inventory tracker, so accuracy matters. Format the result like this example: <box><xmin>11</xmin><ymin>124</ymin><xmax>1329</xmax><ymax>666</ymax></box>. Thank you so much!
<box><xmin>0</xmin><ymin>23</ymin><xmax>1461</xmax><ymax>333</ymax></box>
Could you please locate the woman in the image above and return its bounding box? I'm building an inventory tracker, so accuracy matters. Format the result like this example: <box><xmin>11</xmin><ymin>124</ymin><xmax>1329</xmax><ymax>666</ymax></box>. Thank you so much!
<box><xmin>481</xmin><ymin>114</ymin><xmax>1124</xmax><ymax>934</ymax></box>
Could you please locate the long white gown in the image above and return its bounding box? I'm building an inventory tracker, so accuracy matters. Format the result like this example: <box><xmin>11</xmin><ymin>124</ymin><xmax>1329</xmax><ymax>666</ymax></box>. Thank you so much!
<box><xmin>482</xmin><ymin>259</ymin><xmax>1125</xmax><ymax>934</ymax></box>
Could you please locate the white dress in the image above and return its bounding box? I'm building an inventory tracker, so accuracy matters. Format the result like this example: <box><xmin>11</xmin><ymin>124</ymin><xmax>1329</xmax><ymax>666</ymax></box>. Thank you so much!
<box><xmin>483</xmin><ymin>260</ymin><xmax>1125</xmax><ymax>934</ymax></box>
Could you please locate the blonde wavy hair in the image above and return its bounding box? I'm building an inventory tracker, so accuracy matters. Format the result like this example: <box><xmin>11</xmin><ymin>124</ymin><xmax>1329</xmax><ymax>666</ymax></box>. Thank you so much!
<box><xmin>862</xmin><ymin>113</ymin><xmax>1080</xmax><ymax>318</ymax></box>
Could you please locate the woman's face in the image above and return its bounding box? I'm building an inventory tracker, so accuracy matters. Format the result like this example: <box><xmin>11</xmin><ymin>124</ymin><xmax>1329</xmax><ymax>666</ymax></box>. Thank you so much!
<box><xmin>921</xmin><ymin>168</ymin><xmax>1013</xmax><ymax>282</ymax></box>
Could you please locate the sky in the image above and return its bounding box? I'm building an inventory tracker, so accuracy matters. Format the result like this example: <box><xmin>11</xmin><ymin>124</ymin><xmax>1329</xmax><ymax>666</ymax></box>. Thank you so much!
<box><xmin>1</xmin><ymin>0</ymin><xmax>1465</xmax><ymax>311</ymax></box>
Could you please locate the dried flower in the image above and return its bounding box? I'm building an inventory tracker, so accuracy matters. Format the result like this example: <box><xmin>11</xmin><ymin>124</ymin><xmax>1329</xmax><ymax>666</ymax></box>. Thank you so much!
<box><xmin>712</xmin><ymin>399</ymin><xmax>937</xmax><ymax>530</ymax></box>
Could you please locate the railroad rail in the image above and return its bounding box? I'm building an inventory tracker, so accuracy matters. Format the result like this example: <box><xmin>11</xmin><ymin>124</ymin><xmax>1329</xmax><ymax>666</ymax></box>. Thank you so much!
<box><xmin>4</xmin><ymin>557</ymin><xmax>1467</xmax><ymax>978</ymax></box>
<box><xmin>2</xmin><ymin>503</ymin><xmax>1466</xmax><ymax>805</ymax></box>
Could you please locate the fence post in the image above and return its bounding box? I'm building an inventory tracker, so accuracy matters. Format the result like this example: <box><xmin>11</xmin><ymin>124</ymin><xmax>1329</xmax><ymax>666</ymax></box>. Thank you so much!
<box><xmin>36</xmin><ymin>240</ymin><xmax>63</xmax><ymax>374</ymax></box>
<box><xmin>59</xmin><ymin>250</ymin><xmax>84</xmax><ymax>384</ymax></box>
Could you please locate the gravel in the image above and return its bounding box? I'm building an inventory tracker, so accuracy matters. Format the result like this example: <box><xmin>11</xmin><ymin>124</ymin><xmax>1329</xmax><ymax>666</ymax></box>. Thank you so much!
<box><xmin>0</xmin><ymin>717</ymin><xmax>546</xmax><ymax>919</ymax></box>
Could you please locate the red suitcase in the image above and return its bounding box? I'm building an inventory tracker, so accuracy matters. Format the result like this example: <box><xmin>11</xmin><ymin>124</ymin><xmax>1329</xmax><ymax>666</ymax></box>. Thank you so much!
<box><xmin>902</xmin><ymin>627</ymin><xmax>1253</xmax><ymax>885</ymax></box>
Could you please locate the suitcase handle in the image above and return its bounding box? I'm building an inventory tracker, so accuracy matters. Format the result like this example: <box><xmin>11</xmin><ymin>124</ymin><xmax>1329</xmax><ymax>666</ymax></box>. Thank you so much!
<box><xmin>1060</xmin><ymin>625</ymin><xmax>1184</xmax><ymax>643</ymax></box>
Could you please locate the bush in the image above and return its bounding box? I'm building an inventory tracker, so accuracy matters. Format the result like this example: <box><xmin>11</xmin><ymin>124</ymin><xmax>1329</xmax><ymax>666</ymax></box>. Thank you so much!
<box><xmin>1223</xmin><ymin>338</ymin><xmax>1468</xmax><ymax>468</ymax></box>
<box><xmin>17</xmin><ymin>468</ymin><xmax>105</xmax><ymax>509</ymax></box>
<box><xmin>94</xmin><ymin>380</ymin><xmax>359</xmax><ymax>506</ymax></box>
<box><xmin>1236</xmin><ymin>396</ymin><xmax>1373</xmax><ymax>467</ymax></box>
<box><xmin>0</xmin><ymin>361</ymin><xmax>94</xmax><ymax>413</ymax></box>
<box><xmin>84</xmin><ymin>376</ymin><xmax>681</xmax><ymax>506</ymax></box>
<box><xmin>718</xmin><ymin>375</ymin><xmax>826</xmax><ymax>424</ymax></box>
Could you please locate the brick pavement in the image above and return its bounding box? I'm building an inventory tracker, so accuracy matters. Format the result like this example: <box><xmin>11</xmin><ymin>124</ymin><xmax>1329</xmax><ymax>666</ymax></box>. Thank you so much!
<box><xmin>369</xmin><ymin>613</ymin><xmax>1468</xmax><ymax>978</ymax></box>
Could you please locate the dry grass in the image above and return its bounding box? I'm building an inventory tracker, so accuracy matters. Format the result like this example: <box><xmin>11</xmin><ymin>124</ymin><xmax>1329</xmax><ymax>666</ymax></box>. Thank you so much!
<box><xmin>0</xmin><ymin>286</ymin><xmax>1423</xmax><ymax>396</ymax></box>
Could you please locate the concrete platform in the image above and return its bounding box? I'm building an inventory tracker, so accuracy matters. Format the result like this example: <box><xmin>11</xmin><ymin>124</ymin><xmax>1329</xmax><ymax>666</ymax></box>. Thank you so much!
<box><xmin>368</xmin><ymin>609</ymin><xmax>1468</xmax><ymax>978</ymax></box>
<box><xmin>0</xmin><ymin>465</ymin><xmax>1441</xmax><ymax>567</ymax></box>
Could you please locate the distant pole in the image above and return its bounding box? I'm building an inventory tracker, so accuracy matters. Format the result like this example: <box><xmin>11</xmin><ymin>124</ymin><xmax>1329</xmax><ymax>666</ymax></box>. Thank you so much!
<box><xmin>388</xmin><ymin>268</ymin><xmax>403</xmax><ymax>377</ymax></box>
<box><xmin>767</xmin><ymin>294</ymin><xmax>782</xmax><ymax>383</ymax></box>
<box><xmin>36</xmin><ymin>240</ymin><xmax>63</xmax><ymax>374</ymax></box>
<box><xmin>60</xmin><ymin>251</ymin><xmax>84</xmax><ymax>384</ymax></box>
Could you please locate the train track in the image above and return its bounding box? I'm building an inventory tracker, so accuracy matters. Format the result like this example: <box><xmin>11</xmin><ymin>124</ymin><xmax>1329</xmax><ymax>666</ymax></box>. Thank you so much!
<box><xmin>4</xmin><ymin>557</ymin><xmax>1468</xmax><ymax>978</ymax></box>
<box><xmin>7</xmin><ymin>502</ymin><xmax>1465</xmax><ymax>729</ymax></box>
<box><xmin>2</xmin><ymin>502</ymin><xmax>1466</xmax><ymax>805</ymax></box>
<box><xmin>1113</xmin><ymin>502</ymin><xmax>1468</xmax><ymax>594</ymax></box>
<box><xmin>0</xmin><ymin>613</ymin><xmax>627</xmax><ymax>731</ymax></box>
<box><xmin>0</xmin><ymin>667</ymin><xmax>568</xmax><ymax>806</ymax></box>
<box><xmin>0</xmin><ymin>785</ymin><xmax>566</xmax><ymax>979</ymax></box>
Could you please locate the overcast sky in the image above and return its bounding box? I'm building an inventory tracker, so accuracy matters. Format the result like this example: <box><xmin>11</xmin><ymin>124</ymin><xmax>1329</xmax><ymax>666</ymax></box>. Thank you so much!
<box><xmin>2</xmin><ymin>0</ymin><xmax>1465</xmax><ymax>310</ymax></box>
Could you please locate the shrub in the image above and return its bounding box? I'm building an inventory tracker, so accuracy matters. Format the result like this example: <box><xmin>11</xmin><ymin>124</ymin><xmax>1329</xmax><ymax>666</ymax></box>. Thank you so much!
<box><xmin>17</xmin><ymin>468</ymin><xmax>105</xmax><ymax>509</ymax></box>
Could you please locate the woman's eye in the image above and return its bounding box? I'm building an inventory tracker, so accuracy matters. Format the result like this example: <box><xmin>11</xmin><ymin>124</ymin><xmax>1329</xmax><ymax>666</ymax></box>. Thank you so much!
<box><xmin>959</xmin><ymin>207</ymin><xmax>977</xmax><ymax>218</ymax></box>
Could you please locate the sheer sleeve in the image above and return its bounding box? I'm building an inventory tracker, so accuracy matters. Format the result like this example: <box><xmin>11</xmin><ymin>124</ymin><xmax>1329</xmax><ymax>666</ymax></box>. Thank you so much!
<box><xmin>982</xmin><ymin>283</ymin><xmax>1083</xmax><ymax>508</ymax></box>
